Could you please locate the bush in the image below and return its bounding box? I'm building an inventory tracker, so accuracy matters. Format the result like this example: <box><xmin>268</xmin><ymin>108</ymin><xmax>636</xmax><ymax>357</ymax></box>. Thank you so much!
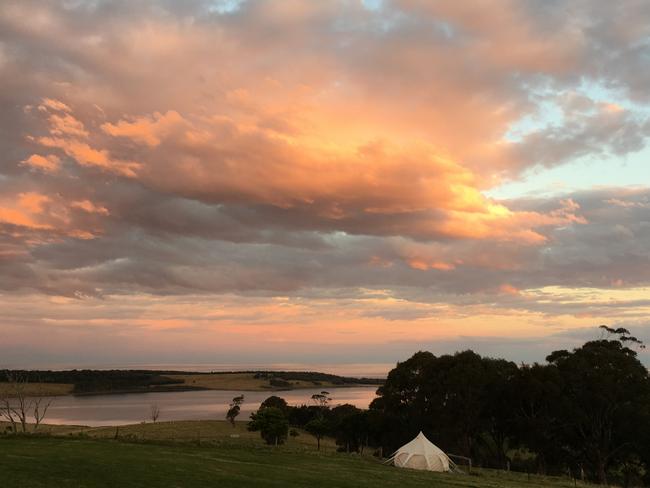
<box><xmin>248</xmin><ymin>407</ymin><xmax>289</xmax><ymax>445</ymax></box>
<box><xmin>260</xmin><ymin>396</ymin><xmax>289</xmax><ymax>412</ymax></box>
<box><xmin>269</xmin><ymin>378</ymin><xmax>292</xmax><ymax>388</ymax></box>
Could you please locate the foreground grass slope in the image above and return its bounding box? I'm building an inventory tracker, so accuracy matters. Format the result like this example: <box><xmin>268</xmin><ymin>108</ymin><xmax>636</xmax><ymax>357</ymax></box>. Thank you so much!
<box><xmin>0</xmin><ymin>436</ymin><xmax>584</xmax><ymax>488</ymax></box>
<box><xmin>1</xmin><ymin>420</ymin><xmax>339</xmax><ymax>450</ymax></box>
<box><xmin>70</xmin><ymin>420</ymin><xmax>339</xmax><ymax>450</ymax></box>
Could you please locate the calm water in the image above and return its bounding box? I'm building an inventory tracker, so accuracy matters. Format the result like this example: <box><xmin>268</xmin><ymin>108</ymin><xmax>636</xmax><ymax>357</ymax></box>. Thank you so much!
<box><xmin>44</xmin><ymin>386</ymin><xmax>379</xmax><ymax>427</ymax></box>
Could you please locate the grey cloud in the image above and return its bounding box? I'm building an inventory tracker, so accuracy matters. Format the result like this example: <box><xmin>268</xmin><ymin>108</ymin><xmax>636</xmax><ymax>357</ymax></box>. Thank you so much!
<box><xmin>514</xmin><ymin>102</ymin><xmax>650</xmax><ymax>169</ymax></box>
<box><xmin>1</xmin><ymin>1</ymin><xmax>650</xmax><ymax>368</ymax></box>
<box><xmin>0</xmin><ymin>188</ymin><xmax>639</xmax><ymax>306</ymax></box>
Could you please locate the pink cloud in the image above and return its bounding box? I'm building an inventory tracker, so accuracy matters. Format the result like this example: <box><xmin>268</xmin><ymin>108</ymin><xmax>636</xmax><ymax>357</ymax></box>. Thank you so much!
<box><xmin>101</xmin><ymin>110</ymin><xmax>185</xmax><ymax>147</ymax></box>
<box><xmin>1</xmin><ymin>0</ymin><xmax>649</xmax><ymax>367</ymax></box>
<box><xmin>26</xmin><ymin>103</ymin><xmax>587</xmax><ymax>245</ymax></box>
<box><xmin>70</xmin><ymin>200</ymin><xmax>109</xmax><ymax>215</ymax></box>
<box><xmin>21</xmin><ymin>154</ymin><xmax>61</xmax><ymax>173</ymax></box>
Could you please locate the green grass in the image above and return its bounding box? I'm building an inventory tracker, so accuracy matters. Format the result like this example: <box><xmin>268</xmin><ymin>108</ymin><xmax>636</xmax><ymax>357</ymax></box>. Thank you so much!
<box><xmin>0</xmin><ymin>435</ymin><xmax>587</xmax><ymax>488</ymax></box>
<box><xmin>14</xmin><ymin>420</ymin><xmax>339</xmax><ymax>450</ymax></box>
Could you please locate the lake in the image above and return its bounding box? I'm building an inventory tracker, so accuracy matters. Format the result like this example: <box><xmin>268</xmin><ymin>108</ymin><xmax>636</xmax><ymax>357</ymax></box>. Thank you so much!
<box><xmin>44</xmin><ymin>386</ymin><xmax>379</xmax><ymax>427</ymax></box>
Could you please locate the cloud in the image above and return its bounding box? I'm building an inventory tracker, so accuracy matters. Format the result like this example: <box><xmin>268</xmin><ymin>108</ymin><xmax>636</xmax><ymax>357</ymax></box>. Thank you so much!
<box><xmin>101</xmin><ymin>111</ymin><xmax>185</xmax><ymax>147</ymax></box>
<box><xmin>1</xmin><ymin>1</ymin><xmax>650</xmax><ymax>366</ymax></box>
<box><xmin>24</xmin><ymin>102</ymin><xmax>589</xmax><ymax>245</ymax></box>
<box><xmin>39</xmin><ymin>98</ymin><xmax>72</xmax><ymax>113</ymax></box>
<box><xmin>0</xmin><ymin>192</ymin><xmax>53</xmax><ymax>230</ymax></box>
<box><xmin>0</xmin><ymin>183</ymin><xmax>109</xmax><ymax>248</ymax></box>
<box><xmin>513</xmin><ymin>95</ymin><xmax>650</xmax><ymax>168</ymax></box>
<box><xmin>25</xmin><ymin>100</ymin><xmax>141</xmax><ymax>177</ymax></box>
<box><xmin>21</xmin><ymin>154</ymin><xmax>61</xmax><ymax>173</ymax></box>
<box><xmin>70</xmin><ymin>199</ymin><xmax>109</xmax><ymax>215</ymax></box>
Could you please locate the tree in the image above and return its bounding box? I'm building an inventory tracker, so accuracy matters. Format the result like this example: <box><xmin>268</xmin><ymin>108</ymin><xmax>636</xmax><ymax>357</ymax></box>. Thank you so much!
<box><xmin>305</xmin><ymin>416</ymin><xmax>329</xmax><ymax>451</ymax></box>
<box><xmin>260</xmin><ymin>395</ymin><xmax>288</xmax><ymax>413</ymax></box>
<box><xmin>287</xmin><ymin>404</ymin><xmax>321</xmax><ymax>427</ymax></box>
<box><xmin>0</xmin><ymin>394</ymin><xmax>18</xmax><ymax>433</ymax></box>
<box><xmin>372</xmin><ymin>350</ymin><xmax>517</xmax><ymax>460</ymax></box>
<box><xmin>226</xmin><ymin>394</ymin><xmax>244</xmax><ymax>426</ymax></box>
<box><xmin>0</xmin><ymin>372</ymin><xmax>53</xmax><ymax>433</ymax></box>
<box><xmin>150</xmin><ymin>404</ymin><xmax>161</xmax><ymax>423</ymax></box>
<box><xmin>248</xmin><ymin>407</ymin><xmax>289</xmax><ymax>445</ymax></box>
<box><xmin>311</xmin><ymin>391</ymin><xmax>331</xmax><ymax>408</ymax></box>
<box><xmin>329</xmin><ymin>405</ymin><xmax>370</xmax><ymax>453</ymax></box>
<box><xmin>546</xmin><ymin>337</ymin><xmax>650</xmax><ymax>484</ymax></box>
<box><xmin>508</xmin><ymin>363</ymin><xmax>566</xmax><ymax>474</ymax></box>
<box><xmin>32</xmin><ymin>395</ymin><xmax>52</xmax><ymax>431</ymax></box>
<box><xmin>1</xmin><ymin>373</ymin><xmax>31</xmax><ymax>433</ymax></box>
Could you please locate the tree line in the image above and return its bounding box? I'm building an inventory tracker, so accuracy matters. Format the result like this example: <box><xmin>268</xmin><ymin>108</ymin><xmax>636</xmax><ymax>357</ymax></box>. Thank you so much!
<box><xmin>244</xmin><ymin>326</ymin><xmax>650</xmax><ymax>486</ymax></box>
<box><xmin>0</xmin><ymin>369</ymin><xmax>381</xmax><ymax>395</ymax></box>
<box><xmin>0</xmin><ymin>369</ymin><xmax>188</xmax><ymax>394</ymax></box>
<box><xmin>252</xmin><ymin>371</ymin><xmax>382</xmax><ymax>386</ymax></box>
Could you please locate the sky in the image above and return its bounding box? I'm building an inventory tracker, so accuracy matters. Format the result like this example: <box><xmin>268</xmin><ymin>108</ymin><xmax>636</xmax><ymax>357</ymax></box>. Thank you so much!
<box><xmin>1</xmin><ymin>0</ymin><xmax>650</xmax><ymax>373</ymax></box>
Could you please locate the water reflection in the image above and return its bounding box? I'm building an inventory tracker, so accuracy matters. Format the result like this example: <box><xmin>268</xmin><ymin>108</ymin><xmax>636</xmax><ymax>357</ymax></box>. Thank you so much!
<box><xmin>44</xmin><ymin>386</ymin><xmax>379</xmax><ymax>427</ymax></box>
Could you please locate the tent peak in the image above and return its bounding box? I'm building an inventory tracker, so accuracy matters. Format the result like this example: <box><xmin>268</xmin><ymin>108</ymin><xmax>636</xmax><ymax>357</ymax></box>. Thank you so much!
<box><xmin>389</xmin><ymin>431</ymin><xmax>452</xmax><ymax>472</ymax></box>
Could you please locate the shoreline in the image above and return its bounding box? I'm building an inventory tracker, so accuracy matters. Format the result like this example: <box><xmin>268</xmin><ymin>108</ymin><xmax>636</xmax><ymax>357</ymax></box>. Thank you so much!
<box><xmin>0</xmin><ymin>369</ymin><xmax>383</xmax><ymax>397</ymax></box>
<box><xmin>70</xmin><ymin>382</ymin><xmax>379</xmax><ymax>397</ymax></box>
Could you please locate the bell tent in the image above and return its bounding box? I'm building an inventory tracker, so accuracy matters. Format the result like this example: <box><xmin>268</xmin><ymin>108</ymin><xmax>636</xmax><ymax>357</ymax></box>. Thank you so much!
<box><xmin>388</xmin><ymin>431</ymin><xmax>453</xmax><ymax>472</ymax></box>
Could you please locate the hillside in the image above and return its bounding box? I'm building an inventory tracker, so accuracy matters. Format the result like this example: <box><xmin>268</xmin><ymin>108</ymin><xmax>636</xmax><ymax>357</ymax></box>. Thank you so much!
<box><xmin>170</xmin><ymin>371</ymin><xmax>381</xmax><ymax>391</ymax></box>
<box><xmin>0</xmin><ymin>435</ymin><xmax>584</xmax><ymax>488</ymax></box>
<box><xmin>0</xmin><ymin>370</ymin><xmax>382</xmax><ymax>396</ymax></box>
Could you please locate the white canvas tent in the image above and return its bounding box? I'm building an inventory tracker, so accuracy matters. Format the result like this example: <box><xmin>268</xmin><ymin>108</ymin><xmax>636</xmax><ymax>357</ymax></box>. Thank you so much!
<box><xmin>388</xmin><ymin>431</ymin><xmax>453</xmax><ymax>472</ymax></box>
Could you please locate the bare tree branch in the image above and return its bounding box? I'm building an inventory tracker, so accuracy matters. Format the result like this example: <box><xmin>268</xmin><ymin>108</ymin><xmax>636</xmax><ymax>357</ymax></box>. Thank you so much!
<box><xmin>150</xmin><ymin>404</ymin><xmax>161</xmax><ymax>423</ymax></box>
<box><xmin>0</xmin><ymin>372</ymin><xmax>54</xmax><ymax>433</ymax></box>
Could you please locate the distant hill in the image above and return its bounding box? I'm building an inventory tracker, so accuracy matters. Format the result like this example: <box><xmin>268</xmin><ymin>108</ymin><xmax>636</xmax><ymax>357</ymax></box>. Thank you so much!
<box><xmin>0</xmin><ymin>369</ymin><xmax>383</xmax><ymax>396</ymax></box>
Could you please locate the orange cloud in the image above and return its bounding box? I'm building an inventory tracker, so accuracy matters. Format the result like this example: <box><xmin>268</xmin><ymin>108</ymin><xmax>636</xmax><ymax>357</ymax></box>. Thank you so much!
<box><xmin>101</xmin><ymin>110</ymin><xmax>185</xmax><ymax>147</ymax></box>
<box><xmin>36</xmin><ymin>136</ymin><xmax>140</xmax><ymax>177</ymax></box>
<box><xmin>70</xmin><ymin>200</ymin><xmax>109</xmax><ymax>215</ymax></box>
<box><xmin>18</xmin><ymin>192</ymin><xmax>50</xmax><ymax>214</ymax></box>
<box><xmin>24</xmin><ymin>98</ymin><xmax>584</xmax><ymax>246</ymax></box>
<box><xmin>38</xmin><ymin>98</ymin><xmax>72</xmax><ymax>113</ymax></box>
<box><xmin>0</xmin><ymin>192</ymin><xmax>52</xmax><ymax>230</ymax></box>
<box><xmin>408</xmin><ymin>259</ymin><xmax>456</xmax><ymax>271</ymax></box>
<box><xmin>21</xmin><ymin>154</ymin><xmax>61</xmax><ymax>173</ymax></box>
<box><xmin>0</xmin><ymin>191</ymin><xmax>108</xmax><ymax>243</ymax></box>
<box><xmin>48</xmin><ymin>112</ymin><xmax>88</xmax><ymax>138</ymax></box>
<box><xmin>28</xmin><ymin>98</ymin><xmax>140</xmax><ymax>177</ymax></box>
<box><xmin>499</xmin><ymin>284</ymin><xmax>520</xmax><ymax>295</ymax></box>
<box><xmin>2</xmin><ymin>0</ymin><xmax>650</xmax><ymax>368</ymax></box>
<box><xmin>35</xmin><ymin>105</ymin><xmax>585</xmax><ymax>245</ymax></box>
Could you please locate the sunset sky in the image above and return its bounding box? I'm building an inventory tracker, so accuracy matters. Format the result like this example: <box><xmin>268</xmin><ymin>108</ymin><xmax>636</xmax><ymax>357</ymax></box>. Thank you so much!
<box><xmin>1</xmin><ymin>0</ymin><xmax>650</xmax><ymax>372</ymax></box>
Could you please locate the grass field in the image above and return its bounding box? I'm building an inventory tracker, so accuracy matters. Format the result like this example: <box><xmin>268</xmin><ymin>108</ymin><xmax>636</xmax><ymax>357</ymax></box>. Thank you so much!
<box><xmin>0</xmin><ymin>382</ymin><xmax>73</xmax><ymax>397</ymax></box>
<box><xmin>0</xmin><ymin>435</ymin><xmax>586</xmax><ymax>488</ymax></box>
<box><xmin>2</xmin><ymin>420</ymin><xmax>340</xmax><ymax>450</ymax></box>
<box><xmin>66</xmin><ymin>420</ymin><xmax>339</xmax><ymax>450</ymax></box>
